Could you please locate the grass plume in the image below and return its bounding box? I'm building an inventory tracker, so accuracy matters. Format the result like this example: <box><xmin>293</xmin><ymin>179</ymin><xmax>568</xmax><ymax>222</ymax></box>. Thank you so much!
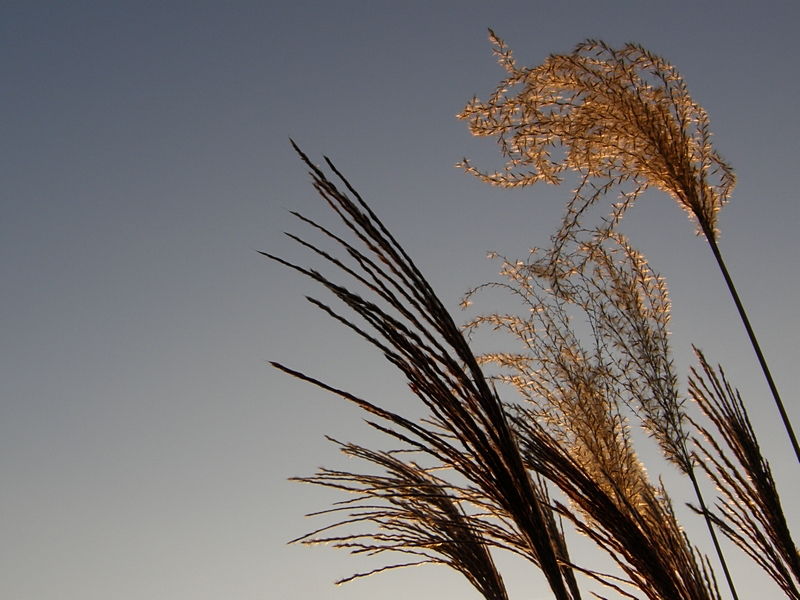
<box><xmin>265</xmin><ymin>144</ymin><xmax>762</xmax><ymax>599</ymax></box>
<box><xmin>689</xmin><ymin>349</ymin><xmax>800</xmax><ymax>598</ymax></box>
<box><xmin>463</xmin><ymin>229</ymin><xmax>727</xmax><ymax>599</ymax></box>
<box><xmin>458</xmin><ymin>29</ymin><xmax>799</xmax><ymax>471</ymax></box>
<box><xmin>267</xmin><ymin>142</ymin><xmax>580</xmax><ymax>599</ymax></box>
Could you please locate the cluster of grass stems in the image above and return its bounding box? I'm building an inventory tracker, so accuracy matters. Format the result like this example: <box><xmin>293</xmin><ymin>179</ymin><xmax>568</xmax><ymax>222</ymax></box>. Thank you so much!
<box><xmin>267</xmin><ymin>34</ymin><xmax>798</xmax><ymax>599</ymax></box>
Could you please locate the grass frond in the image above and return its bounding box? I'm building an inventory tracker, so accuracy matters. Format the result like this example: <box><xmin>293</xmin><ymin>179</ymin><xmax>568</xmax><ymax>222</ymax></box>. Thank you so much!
<box><xmin>688</xmin><ymin>348</ymin><xmax>800</xmax><ymax>598</ymax></box>
<box><xmin>458</xmin><ymin>33</ymin><xmax>735</xmax><ymax>240</ymax></box>
<box><xmin>463</xmin><ymin>229</ymin><xmax>726</xmax><ymax>599</ymax></box>
<box><xmin>269</xmin><ymin>142</ymin><xmax>580</xmax><ymax>600</ymax></box>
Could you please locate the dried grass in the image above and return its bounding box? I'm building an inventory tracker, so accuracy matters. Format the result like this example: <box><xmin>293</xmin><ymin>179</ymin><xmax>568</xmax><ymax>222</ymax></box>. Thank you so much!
<box><xmin>269</xmin><ymin>35</ymin><xmax>795</xmax><ymax>600</ymax></box>
<box><xmin>689</xmin><ymin>349</ymin><xmax>800</xmax><ymax>599</ymax></box>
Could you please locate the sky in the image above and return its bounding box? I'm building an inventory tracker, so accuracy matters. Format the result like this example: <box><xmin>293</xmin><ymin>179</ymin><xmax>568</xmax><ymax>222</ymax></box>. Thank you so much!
<box><xmin>1</xmin><ymin>2</ymin><xmax>798</xmax><ymax>599</ymax></box>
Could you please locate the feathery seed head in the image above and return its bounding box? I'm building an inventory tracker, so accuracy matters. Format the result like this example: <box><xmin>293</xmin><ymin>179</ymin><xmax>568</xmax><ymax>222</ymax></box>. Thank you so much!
<box><xmin>459</xmin><ymin>33</ymin><xmax>736</xmax><ymax>239</ymax></box>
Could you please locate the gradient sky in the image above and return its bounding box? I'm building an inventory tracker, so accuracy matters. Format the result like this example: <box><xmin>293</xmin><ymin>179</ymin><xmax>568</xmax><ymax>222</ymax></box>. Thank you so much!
<box><xmin>2</xmin><ymin>2</ymin><xmax>798</xmax><ymax>599</ymax></box>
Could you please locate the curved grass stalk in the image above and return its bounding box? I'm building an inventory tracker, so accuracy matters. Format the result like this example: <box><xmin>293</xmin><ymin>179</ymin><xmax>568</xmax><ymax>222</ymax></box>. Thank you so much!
<box><xmin>510</xmin><ymin>405</ymin><xmax>722</xmax><ymax>600</ymax></box>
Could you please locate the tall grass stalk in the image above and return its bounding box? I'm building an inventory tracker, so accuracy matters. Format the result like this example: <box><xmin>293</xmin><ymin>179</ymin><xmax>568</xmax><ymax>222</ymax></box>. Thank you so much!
<box><xmin>457</xmin><ymin>31</ymin><xmax>799</xmax><ymax>467</ymax></box>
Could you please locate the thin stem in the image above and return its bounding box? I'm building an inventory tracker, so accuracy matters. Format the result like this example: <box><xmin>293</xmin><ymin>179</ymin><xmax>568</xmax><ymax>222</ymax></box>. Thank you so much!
<box><xmin>701</xmin><ymin>224</ymin><xmax>800</xmax><ymax>466</ymax></box>
<box><xmin>687</xmin><ymin>467</ymin><xmax>740</xmax><ymax>600</ymax></box>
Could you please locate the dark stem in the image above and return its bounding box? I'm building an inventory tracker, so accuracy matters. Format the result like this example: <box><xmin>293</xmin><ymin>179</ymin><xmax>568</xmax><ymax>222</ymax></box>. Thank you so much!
<box><xmin>701</xmin><ymin>224</ymin><xmax>800</xmax><ymax>466</ymax></box>
<box><xmin>688</xmin><ymin>467</ymin><xmax>740</xmax><ymax>600</ymax></box>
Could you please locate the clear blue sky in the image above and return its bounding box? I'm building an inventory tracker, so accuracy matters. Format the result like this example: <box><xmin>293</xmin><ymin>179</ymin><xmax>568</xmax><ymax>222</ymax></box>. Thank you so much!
<box><xmin>2</xmin><ymin>2</ymin><xmax>798</xmax><ymax>598</ymax></box>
